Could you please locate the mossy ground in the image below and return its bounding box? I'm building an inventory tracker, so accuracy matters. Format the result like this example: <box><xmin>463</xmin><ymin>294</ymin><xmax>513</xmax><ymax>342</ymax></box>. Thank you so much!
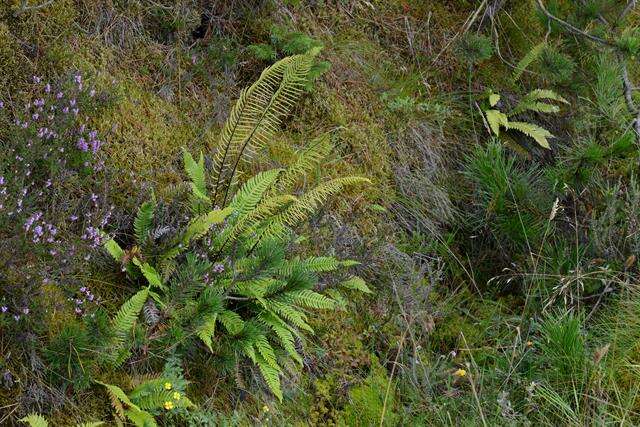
<box><xmin>2</xmin><ymin>1</ymin><xmax>640</xmax><ymax>425</ymax></box>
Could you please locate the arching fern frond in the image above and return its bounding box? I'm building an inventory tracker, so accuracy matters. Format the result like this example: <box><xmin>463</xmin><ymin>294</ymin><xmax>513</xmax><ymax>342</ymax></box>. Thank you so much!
<box><xmin>253</xmin><ymin>176</ymin><xmax>369</xmax><ymax>241</ymax></box>
<box><xmin>276</xmin><ymin>133</ymin><xmax>333</xmax><ymax>193</ymax></box>
<box><xmin>211</xmin><ymin>48</ymin><xmax>321</xmax><ymax>206</ymax></box>
<box><xmin>229</xmin><ymin>168</ymin><xmax>283</xmax><ymax>219</ymax></box>
<box><xmin>505</xmin><ymin>121</ymin><xmax>554</xmax><ymax>149</ymax></box>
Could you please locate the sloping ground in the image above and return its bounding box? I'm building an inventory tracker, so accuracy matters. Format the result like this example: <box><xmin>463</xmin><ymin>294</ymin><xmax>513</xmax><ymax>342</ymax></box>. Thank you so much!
<box><xmin>1</xmin><ymin>1</ymin><xmax>640</xmax><ymax>425</ymax></box>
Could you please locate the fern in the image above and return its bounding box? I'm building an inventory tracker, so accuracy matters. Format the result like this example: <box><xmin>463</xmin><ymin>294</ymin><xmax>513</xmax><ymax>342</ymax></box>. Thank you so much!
<box><xmin>505</xmin><ymin>121</ymin><xmax>554</xmax><ymax>149</ymax></box>
<box><xmin>254</xmin><ymin>177</ymin><xmax>369</xmax><ymax>242</ymax></box>
<box><xmin>108</xmin><ymin>287</ymin><xmax>149</xmax><ymax>360</ymax></box>
<box><xmin>183</xmin><ymin>149</ymin><xmax>209</xmax><ymax>202</ymax></box>
<box><xmin>219</xmin><ymin>310</ymin><xmax>245</xmax><ymax>335</ymax></box>
<box><xmin>341</xmin><ymin>276</ymin><xmax>372</xmax><ymax>293</ymax></box>
<box><xmin>197</xmin><ymin>314</ymin><xmax>218</xmax><ymax>351</ymax></box>
<box><xmin>211</xmin><ymin>48</ymin><xmax>320</xmax><ymax>205</ymax></box>
<box><xmin>256</xmin><ymin>354</ymin><xmax>283</xmax><ymax>401</ymax></box>
<box><xmin>483</xmin><ymin>89</ymin><xmax>566</xmax><ymax>150</ymax></box>
<box><xmin>513</xmin><ymin>42</ymin><xmax>546</xmax><ymax>81</ymax></box>
<box><xmin>19</xmin><ymin>414</ymin><xmax>48</xmax><ymax>427</ymax></box>
<box><xmin>284</xmin><ymin>289</ymin><xmax>336</xmax><ymax>309</ymax></box>
<box><xmin>276</xmin><ymin>133</ymin><xmax>333</xmax><ymax>192</ymax></box>
<box><xmin>134</xmin><ymin>199</ymin><xmax>156</xmax><ymax>246</ymax></box>
<box><xmin>229</xmin><ymin>169</ymin><xmax>283</xmax><ymax>218</ymax></box>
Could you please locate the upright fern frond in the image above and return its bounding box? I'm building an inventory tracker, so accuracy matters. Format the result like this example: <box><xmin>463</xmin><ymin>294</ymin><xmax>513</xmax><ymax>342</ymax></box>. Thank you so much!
<box><xmin>109</xmin><ymin>287</ymin><xmax>149</xmax><ymax>357</ymax></box>
<box><xmin>211</xmin><ymin>48</ymin><xmax>321</xmax><ymax>206</ymax></box>
<box><xmin>183</xmin><ymin>149</ymin><xmax>210</xmax><ymax>203</ymax></box>
<box><xmin>134</xmin><ymin>199</ymin><xmax>155</xmax><ymax>246</ymax></box>
<box><xmin>510</xmin><ymin>89</ymin><xmax>569</xmax><ymax>116</ymax></box>
<box><xmin>513</xmin><ymin>42</ymin><xmax>546</xmax><ymax>81</ymax></box>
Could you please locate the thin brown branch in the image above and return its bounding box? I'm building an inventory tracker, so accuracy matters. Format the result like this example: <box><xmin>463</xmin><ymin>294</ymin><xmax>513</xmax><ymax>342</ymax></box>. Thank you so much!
<box><xmin>536</xmin><ymin>0</ymin><xmax>616</xmax><ymax>47</ymax></box>
<box><xmin>619</xmin><ymin>0</ymin><xmax>638</xmax><ymax>23</ymax></box>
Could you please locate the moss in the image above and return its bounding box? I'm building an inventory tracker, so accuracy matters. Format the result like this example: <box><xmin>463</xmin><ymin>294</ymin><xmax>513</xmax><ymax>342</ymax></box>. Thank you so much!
<box><xmin>95</xmin><ymin>79</ymin><xmax>202</xmax><ymax>202</ymax></box>
<box><xmin>338</xmin><ymin>355</ymin><xmax>399</xmax><ymax>426</ymax></box>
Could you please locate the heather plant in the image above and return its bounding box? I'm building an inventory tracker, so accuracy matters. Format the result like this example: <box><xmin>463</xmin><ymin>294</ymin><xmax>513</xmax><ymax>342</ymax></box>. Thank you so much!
<box><xmin>0</xmin><ymin>73</ymin><xmax>113</xmax><ymax>328</ymax></box>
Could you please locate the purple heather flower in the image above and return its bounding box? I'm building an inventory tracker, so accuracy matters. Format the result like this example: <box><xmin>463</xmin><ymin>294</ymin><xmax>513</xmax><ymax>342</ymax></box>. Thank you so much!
<box><xmin>213</xmin><ymin>263</ymin><xmax>225</xmax><ymax>273</ymax></box>
<box><xmin>33</xmin><ymin>76</ymin><xmax>41</xmax><ymax>83</ymax></box>
<box><xmin>45</xmin><ymin>83</ymin><xmax>51</xmax><ymax>93</ymax></box>
<box><xmin>13</xmin><ymin>315</ymin><xmax>20</xmax><ymax>321</ymax></box>
<box><xmin>70</xmin><ymin>98</ymin><xmax>76</xmax><ymax>107</ymax></box>
<box><xmin>0</xmin><ymin>101</ymin><xmax>3</xmax><ymax>108</ymax></box>
<box><xmin>74</xmin><ymin>74</ymin><xmax>82</xmax><ymax>85</ymax></box>
<box><xmin>89</xmin><ymin>89</ymin><xmax>96</xmax><ymax>97</ymax></box>
<box><xmin>1</xmin><ymin>306</ymin><xmax>7</xmax><ymax>313</ymax></box>
<box><xmin>77</xmin><ymin>137</ymin><xmax>88</xmax><ymax>151</ymax></box>
<box><xmin>56</xmin><ymin>91</ymin><xmax>63</xmax><ymax>99</ymax></box>
<box><xmin>22</xmin><ymin>308</ymin><xmax>29</xmax><ymax>315</ymax></box>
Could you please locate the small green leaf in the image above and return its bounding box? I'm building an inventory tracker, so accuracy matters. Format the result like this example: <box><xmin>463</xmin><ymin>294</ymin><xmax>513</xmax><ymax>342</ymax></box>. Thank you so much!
<box><xmin>104</xmin><ymin>238</ymin><xmax>125</xmax><ymax>262</ymax></box>
<box><xmin>340</xmin><ymin>276</ymin><xmax>372</xmax><ymax>293</ymax></box>
<box><xmin>489</xmin><ymin>93</ymin><xmax>501</xmax><ymax>107</ymax></box>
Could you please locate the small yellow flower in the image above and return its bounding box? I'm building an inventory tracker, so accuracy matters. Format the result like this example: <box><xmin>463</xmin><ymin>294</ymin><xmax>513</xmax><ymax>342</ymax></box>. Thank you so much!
<box><xmin>526</xmin><ymin>341</ymin><xmax>533</xmax><ymax>347</ymax></box>
<box><xmin>454</xmin><ymin>368</ymin><xmax>467</xmax><ymax>377</ymax></box>
<box><xmin>164</xmin><ymin>401</ymin><xmax>174</xmax><ymax>410</ymax></box>
<box><xmin>173</xmin><ymin>391</ymin><xmax>181</xmax><ymax>401</ymax></box>
<box><xmin>262</xmin><ymin>405</ymin><xmax>270</xmax><ymax>413</ymax></box>
<box><xmin>164</xmin><ymin>382</ymin><xmax>172</xmax><ymax>390</ymax></box>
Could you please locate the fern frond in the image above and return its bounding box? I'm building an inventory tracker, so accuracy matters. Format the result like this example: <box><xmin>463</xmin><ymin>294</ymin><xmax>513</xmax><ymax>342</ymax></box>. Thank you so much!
<box><xmin>96</xmin><ymin>381</ymin><xmax>142</xmax><ymax>417</ymax></box>
<box><xmin>276</xmin><ymin>133</ymin><xmax>333</xmax><ymax>192</ymax></box>
<box><xmin>104</xmin><ymin>238</ymin><xmax>125</xmax><ymax>262</ymax></box>
<box><xmin>110</xmin><ymin>288</ymin><xmax>149</xmax><ymax>351</ymax></box>
<box><xmin>123</xmin><ymin>408</ymin><xmax>158</xmax><ymax>427</ymax></box>
<box><xmin>260</xmin><ymin>312</ymin><xmax>303</xmax><ymax>365</ymax></box>
<box><xmin>484</xmin><ymin>109</ymin><xmax>508</xmax><ymax>136</ymax></box>
<box><xmin>283</xmin><ymin>289</ymin><xmax>335</xmax><ymax>309</ymax></box>
<box><xmin>133</xmin><ymin>259</ymin><xmax>164</xmax><ymax>290</ymax></box>
<box><xmin>255</xmin><ymin>334</ymin><xmax>280</xmax><ymax>369</ymax></box>
<box><xmin>19</xmin><ymin>414</ymin><xmax>48</xmax><ymax>427</ymax></box>
<box><xmin>183</xmin><ymin>149</ymin><xmax>209</xmax><ymax>202</ymax></box>
<box><xmin>255</xmin><ymin>354</ymin><xmax>283</xmax><ymax>401</ymax></box>
<box><xmin>269</xmin><ymin>301</ymin><xmax>313</xmax><ymax>332</ymax></box>
<box><xmin>505</xmin><ymin>121</ymin><xmax>554</xmax><ymax>149</ymax></box>
<box><xmin>340</xmin><ymin>276</ymin><xmax>372</xmax><ymax>293</ymax></box>
<box><xmin>134</xmin><ymin>199</ymin><xmax>155</xmax><ymax>246</ymax></box>
<box><xmin>197</xmin><ymin>313</ymin><xmax>217</xmax><ymax>352</ymax></box>
<box><xmin>230</xmin><ymin>169</ymin><xmax>283</xmax><ymax>219</ymax></box>
<box><xmin>219</xmin><ymin>310</ymin><xmax>245</xmax><ymax>335</ymax></box>
<box><xmin>276</xmin><ymin>256</ymin><xmax>340</xmax><ymax>276</ymax></box>
<box><xmin>211</xmin><ymin>49</ymin><xmax>320</xmax><ymax>206</ymax></box>
<box><xmin>180</xmin><ymin>208</ymin><xmax>232</xmax><ymax>247</ymax></box>
<box><xmin>513</xmin><ymin>42</ymin><xmax>546</xmax><ymax>82</ymax></box>
<box><xmin>255</xmin><ymin>177</ymin><xmax>369</xmax><ymax>241</ymax></box>
<box><xmin>214</xmin><ymin>195</ymin><xmax>297</xmax><ymax>251</ymax></box>
<box><xmin>511</xmin><ymin>89</ymin><xmax>568</xmax><ymax>116</ymax></box>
